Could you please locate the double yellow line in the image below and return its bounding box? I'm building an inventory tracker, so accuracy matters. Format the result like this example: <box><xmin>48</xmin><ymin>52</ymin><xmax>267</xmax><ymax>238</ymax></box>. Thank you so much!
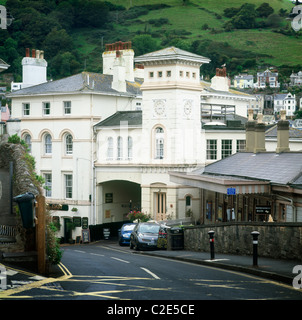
<box><xmin>0</xmin><ymin>262</ymin><xmax>72</xmax><ymax>298</ymax></box>
<box><xmin>58</xmin><ymin>262</ymin><xmax>72</xmax><ymax>277</ymax></box>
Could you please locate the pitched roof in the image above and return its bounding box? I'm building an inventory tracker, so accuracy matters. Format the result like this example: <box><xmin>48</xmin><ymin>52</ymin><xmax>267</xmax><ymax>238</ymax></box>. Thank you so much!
<box><xmin>7</xmin><ymin>72</ymin><xmax>143</xmax><ymax>97</ymax></box>
<box><xmin>202</xmin><ymin>152</ymin><xmax>302</xmax><ymax>185</ymax></box>
<box><xmin>135</xmin><ymin>46</ymin><xmax>210</xmax><ymax>64</ymax></box>
<box><xmin>265</xmin><ymin>125</ymin><xmax>302</xmax><ymax>139</ymax></box>
<box><xmin>94</xmin><ymin>110</ymin><xmax>142</xmax><ymax>128</ymax></box>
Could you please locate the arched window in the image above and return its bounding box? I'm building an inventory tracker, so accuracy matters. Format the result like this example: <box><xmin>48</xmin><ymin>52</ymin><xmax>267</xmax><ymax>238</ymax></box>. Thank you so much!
<box><xmin>117</xmin><ymin>136</ymin><xmax>123</xmax><ymax>160</ymax></box>
<box><xmin>128</xmin><ymin>136</ymin><xmax>133</xmax><ymax>160</ymax></box>
<box><xmin>107</xmin><ymin>137</ymin><xmax>113</xmax><ymax>160</ymax></box>
<box><xmin>155</xmin><ymin>127</ymin><xmax>164</xmax><ymax>159</ymax></box>
<box><xmin>44</xmin><ymin>134</ymin><xmax>52</xmax><ymax>155</ymax></box>
<box><xmin>23</xmin><ymin>134</ymin><xmax>32</xmax><ymax>153</ymax></box>
<box><xmin>65</xmin><ymin>134</ymin><xmax>73</xmax><ymax>155</ymax></box>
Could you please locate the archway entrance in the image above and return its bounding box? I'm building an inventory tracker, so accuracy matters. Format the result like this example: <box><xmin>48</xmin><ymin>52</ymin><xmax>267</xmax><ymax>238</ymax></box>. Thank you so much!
<box><xmin>98</xmin><ymin>180</ymin><xmax>141</xmax><ymax>223</ymax></box>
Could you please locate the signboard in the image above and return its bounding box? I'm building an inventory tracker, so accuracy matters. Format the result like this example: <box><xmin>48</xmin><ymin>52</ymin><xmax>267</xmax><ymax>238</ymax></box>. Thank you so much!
<box><xmin>227</xmin><ymin>188</ymin><xmax>236</xmax><ymax>195</ymax></box>
<box><xmin>47</xmin><ymin>203</ymin><xmax>69</xmax><ymax>211</ymax></box>
<box><xmin>82</xmin><ymin>217</ymin><xmax>88</xmax><ymax>229</ymax></box>
<box><xmin>82</xmin><ymin>229</ymin><xmax>90</xmax><ymax>243</ymax></box>
<box><xmin>256</xmin><ymin>206</ymin><xmax>271</xmax><ymax>215</ymax></box>
<box><xmin>105</xmin><ymin>193</ymin><xmax>113</xmax><ymax>203</ymax></box>
<box><xmin>73</xmin><ymin>217</ymin><xmax>81</xmax><ymax>227</ymax></box>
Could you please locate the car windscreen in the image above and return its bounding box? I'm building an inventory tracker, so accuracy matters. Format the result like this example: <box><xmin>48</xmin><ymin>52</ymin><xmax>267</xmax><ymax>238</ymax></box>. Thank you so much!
<box><xmin>122</xmin><ymin>225</ymin><xmax>136</xmax><ymax>231</ymax></box>
<box><xmin>139</xmin><ymin>224</ymin><xmax>160</xmax><ymax>233</ymax></box>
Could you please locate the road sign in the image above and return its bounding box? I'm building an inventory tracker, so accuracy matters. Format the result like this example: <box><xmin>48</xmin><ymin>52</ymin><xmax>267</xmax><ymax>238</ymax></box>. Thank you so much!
<box><xmin>255</xmin><ymin>206</ymin><xmax>271</xmax><ymax>214</ymax></box>
<box><xmin>227</xmin><ymin>187</ymin><xmax>236</xmax><ymax>195</ymax></box>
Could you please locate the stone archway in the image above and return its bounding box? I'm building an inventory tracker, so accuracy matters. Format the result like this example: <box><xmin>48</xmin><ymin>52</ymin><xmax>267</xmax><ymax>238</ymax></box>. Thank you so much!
<box><xmin>97</xmin><ymin>180</ymin><xmax>141</xmax><ymax>223</ymax></box>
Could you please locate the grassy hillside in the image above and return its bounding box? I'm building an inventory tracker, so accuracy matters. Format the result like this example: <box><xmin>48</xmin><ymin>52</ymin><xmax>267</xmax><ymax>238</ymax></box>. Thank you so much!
<box><xmin>0</xmin><ymin>0</ymin><xmax>300</xmax><ymax>82</ymax></box>
<box><xmin>68</xmin><ymin>0</ymin><xmax>299</xmax><ymax>79</ymax></box>
<box><xmin>104</xmin><ymin>0</ymin><xmax>297</xmax><ymax>65</ymax></box>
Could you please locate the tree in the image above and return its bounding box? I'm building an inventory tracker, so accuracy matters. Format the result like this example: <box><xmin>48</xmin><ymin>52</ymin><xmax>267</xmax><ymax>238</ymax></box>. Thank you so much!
<box><xmin>256</xmin><ymin>3</ymin><xmax>274</xmax><ymax>18</ymax></box>
<box><xmin>43</xmin><ymin>27</ymin><xmax>73</xmax><ymax>58</ymax></box>
<box><xmin>266</xmin><ymin>13</ymin><xmax>283</xmax><ymax>28</ymax></box>
<box><xmin>50</xmin><ymin>52</ymin><xmax>81</xmax><ymax>78</ymax></box>
<box><xmin>132</xmin><ymin>34</ymin><xmax>159</xmax><ymax>56</ymax></box>
<box><xmin>73</xmin><ymin>0</ymin><xmax>109</xmax><ymax>28</ymax></box>
<box><xmin>224</xmin><ymin>4</ymin><xmax>257</xmax><ymax>30</ymax></box>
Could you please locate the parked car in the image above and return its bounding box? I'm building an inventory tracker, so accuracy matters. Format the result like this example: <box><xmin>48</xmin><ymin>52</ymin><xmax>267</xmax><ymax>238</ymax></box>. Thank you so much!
<box><xmin>130</xmin><ymin>222</ymin><xmax>160</xmax><ymax>250</ymax></box>
<box><xmin>118</xmin><ymin>223</ymin><xmax>137</xmax><ymax>246</ymax></box>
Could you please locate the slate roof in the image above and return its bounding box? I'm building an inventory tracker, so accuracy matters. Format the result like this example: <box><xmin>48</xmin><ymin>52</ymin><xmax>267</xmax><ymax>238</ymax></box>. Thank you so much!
<box><xmin>7</xmin><ymin>72</ymin><xmax>143</xmax><ymax>97</ymax></box>
<box><xmin>200</xmin><ymin>80</ymin><xmax>254</xmax><ymax>99</ymax></box>
<box><xmin>94</xmin><ymin>110</ymin><xmax>142</xmax><ymax>128</ymax></box>
<box><xmin>201</xmin><ymin>152</ymin><xmax>302</xmax><ymax>186</ymax></box>
<box><xmin>265</xmin><ymin>125</ymin><xmax>302</xmax><ymax>139</ymax></box>
<box><xmin>135</xmin><ymin>46</ymin><xmax>210</xmax><ymax>64</ymax></box>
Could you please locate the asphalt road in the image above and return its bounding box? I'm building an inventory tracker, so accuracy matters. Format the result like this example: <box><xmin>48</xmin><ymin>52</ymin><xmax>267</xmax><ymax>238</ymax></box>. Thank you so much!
<box><xmin>1</xmin><ymin>241</ymin><xmax>302</xmax><ymax>307</ymax></box>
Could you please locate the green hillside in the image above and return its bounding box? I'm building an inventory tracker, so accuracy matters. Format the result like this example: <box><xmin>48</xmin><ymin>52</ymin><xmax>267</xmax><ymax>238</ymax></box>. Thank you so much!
<box><xmin>0</xmin><ymin>0</ymin><xmax>300</xmax><ymax>83</ymax></box>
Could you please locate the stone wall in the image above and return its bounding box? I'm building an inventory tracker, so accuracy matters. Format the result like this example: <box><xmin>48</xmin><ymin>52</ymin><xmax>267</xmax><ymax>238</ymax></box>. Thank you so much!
<box><xmin>184</xmin><ymin>222</ymin><xmax>302</xmax><ymax>261</ymax></box>
<box><xmin>0</xmin><ymin>139</ymin><xmax>40</xmax><ymax>253</ymax></box>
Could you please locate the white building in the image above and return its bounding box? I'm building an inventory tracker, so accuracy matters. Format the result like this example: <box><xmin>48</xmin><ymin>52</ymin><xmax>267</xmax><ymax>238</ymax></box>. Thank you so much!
<box><xmin>8</xmin><ymin>44</ymin><xmax>256</xmax><ymax>241</ymax></box>
<box><xmin>274</xmin><ymin>92</ymin><xmax>296</xmax><ymax>117</ymax></box>
<box><xmin>233</xmin><ymin>74</ymin><xmax>254</xmax><ymax>89</ymax></box>
<box><xmin>290</xmin><ymin>71</ymin><xmax>302</xmax><ymax>86</ymax></box>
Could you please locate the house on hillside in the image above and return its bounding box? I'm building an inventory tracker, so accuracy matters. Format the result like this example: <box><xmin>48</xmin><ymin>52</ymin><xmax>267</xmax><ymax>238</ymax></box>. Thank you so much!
<box><xmin>274</xmin><ymin>92</ymin><xmax>296</xmax><ymax>117</ymax></box>
<box><xmin>290</xmin><ymin>71</ymin><xmax>302</xmax><ymax>86</ymax></box>
<box><xmin>233</xmin><ymin>74</ymin><xmax>254</xmax><ymax>89</ymax></box>
<box><xmin>255</xmin><ymin>69</ymin><xmax>279</xmax><ymax>89</ymax></box>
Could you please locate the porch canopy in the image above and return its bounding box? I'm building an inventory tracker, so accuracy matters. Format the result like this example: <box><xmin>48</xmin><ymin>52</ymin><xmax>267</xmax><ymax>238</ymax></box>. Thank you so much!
<box><xmin>170</xmin><ymin>171</ymin><xmax>270</xmax><ymax>195</ymax></box>
<box><xmin>170</xmin><ymin>151</ymin><xmax>302</xmax><ymax>195</ymax></box>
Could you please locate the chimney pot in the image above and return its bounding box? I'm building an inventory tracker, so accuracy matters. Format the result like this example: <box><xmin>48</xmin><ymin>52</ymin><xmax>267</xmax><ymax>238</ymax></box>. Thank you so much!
<box><xmin>26</xmin><ymin>48</ymin><xmax>30</xmax><ymax>57</ymax></box>
<box><xmin>32</xmin><ymin>49</ymin><xmax>36</xmax><ymax>58</ymax></box>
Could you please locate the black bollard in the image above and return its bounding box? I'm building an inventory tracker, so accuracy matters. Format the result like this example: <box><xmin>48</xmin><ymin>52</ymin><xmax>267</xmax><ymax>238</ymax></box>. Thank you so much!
<box><xmin>208</xmin><ymin>230</ymin><xmax>215</xmax><ymax>260</ymax></box>
<box><xmin>251</xmin><ymin>231</ymin><xmax>260</xmax><ymax>266</ymax></box>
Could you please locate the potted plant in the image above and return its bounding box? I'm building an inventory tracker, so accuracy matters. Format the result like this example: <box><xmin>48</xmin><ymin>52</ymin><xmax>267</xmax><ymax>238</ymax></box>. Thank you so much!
<box><xmin>127</xmin><ymin>210</ymin><xmax>151</xmax><ymax>222</ymax></box>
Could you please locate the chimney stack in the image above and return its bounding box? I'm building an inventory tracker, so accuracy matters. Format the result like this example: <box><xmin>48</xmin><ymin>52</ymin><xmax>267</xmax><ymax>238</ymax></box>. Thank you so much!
<box><xmin>102</xmin><ymin>41</ymin><xmax>134</xmax><ymax>83</ymax></box>
<box><xmin>245</xmin><ymin>109</ymin><xmax>255</xmax><ymax>152</ymax></box>
<box><xmin>276</xmin><ymin>110</ymin><xmax>290</xmax><ymax>153</ymax></box>
<box><xmin>254</xmin><ymin>113</ymin><xmax>266</xmax><ymax>153</ymax></box>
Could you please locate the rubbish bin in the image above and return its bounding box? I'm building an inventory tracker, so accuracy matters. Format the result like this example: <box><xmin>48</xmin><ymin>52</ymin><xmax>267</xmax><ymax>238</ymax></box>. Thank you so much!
<box><xmin>13</xmin><ymin>192</ymin><xmax>35</xmax><ymax>228</ymax></box>
<box><xmin>167</xmin><ymin>227</ymin><xmax>184</xmax><ymax>250</ymax></box>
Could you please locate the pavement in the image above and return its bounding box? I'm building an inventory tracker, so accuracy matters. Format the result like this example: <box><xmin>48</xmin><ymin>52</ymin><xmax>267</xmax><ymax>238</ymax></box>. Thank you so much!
<box><xmin>0</xmin><ymin>239</ymin><xmax>301</xmax><ymax>293</ymax></box>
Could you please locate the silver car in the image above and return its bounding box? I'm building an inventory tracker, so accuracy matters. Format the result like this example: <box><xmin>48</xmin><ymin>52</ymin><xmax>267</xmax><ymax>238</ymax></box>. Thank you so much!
<box><xmin>130</xmin><ymin>222</ymin><xmax>160</xmax><ymax>250</ymax></box>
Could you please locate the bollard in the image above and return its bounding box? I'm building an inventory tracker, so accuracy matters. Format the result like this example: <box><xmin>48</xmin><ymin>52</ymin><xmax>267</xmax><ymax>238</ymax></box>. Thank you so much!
<box><xmin>208</xmin><ymin>230</ymin><xmax>215</xmax><ymax>260</ymax></box>
<box><xmin>251</xmin><ymin>231</ymin><xmax>260</xmax><ymax>266</ymax></box>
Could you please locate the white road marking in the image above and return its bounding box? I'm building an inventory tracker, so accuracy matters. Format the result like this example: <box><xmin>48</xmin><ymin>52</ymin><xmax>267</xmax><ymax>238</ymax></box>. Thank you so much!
<box><xmin>111</xmin><ymin>257</ymin><xmax>130</xmax><ymax>264</ymax></box>
<box><xmin>140</xmin><ymin>267</ymin><xmax>160</xmax><ymax>280</ymax></box>
<box><xmin>74</xmin><ymin>250</ymin><xmax>86</xmax><ymax>253</ymax></box>
<box><xmin>90</xmin><ymin>253</ymin><xmax>105</xmax><ymax>257</ymax></box>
